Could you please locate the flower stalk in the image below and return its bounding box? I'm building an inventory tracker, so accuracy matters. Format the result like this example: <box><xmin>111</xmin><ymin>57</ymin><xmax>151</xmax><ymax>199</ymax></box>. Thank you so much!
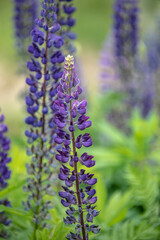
<box><xmin>114</xmin><ymin>0</ymin><xmax>139</xmax><ymax>83</ymax></box>
<box><xmin>53</xmin><ymin>55</ymin><xmax>100</xmax><ymax>240</ymax></box>
<box><xmin>24</xmin><ymin>0</ymin><xmax>65</xmax><ymax>234</ymax></box>
<box><xmin>13</xmin><ymin>0</ymin><xmax>38</xmax><ymax>64</ymax></box>
<box><xmin>0</xmin><ymin>111</ymin><xmax>12</xmax><ymax>238</ymax></box>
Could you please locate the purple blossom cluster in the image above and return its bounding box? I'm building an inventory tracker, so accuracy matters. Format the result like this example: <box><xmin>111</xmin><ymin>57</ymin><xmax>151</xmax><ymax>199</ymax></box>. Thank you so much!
<box><xmin>56</xmin><ymin>0</ymin><xmax>77</xmax><ymax>55</ymax></box>
<box><xmin>24</xmin><ymin>0</ymin><xmax>66</xmax><ymax>232</ymax></box>
<box><xmin>0</xmin><ymin>114</ymin><xmax>11</xmax><ymax>190</ymax></box>
<box><xmin>100</xmin><ymin>0</ymin><xmax>139</xmax><ymax>93</ymax></box>
<box><xmin>114</xmin><ymin>0</ymin><xmax>139</xmax><ymax>84</ymax></box>
<box><xmin>99</xmin><ymin>35</ymin><xmax>120</xmax><ymax>92</ymax></box>
<box><xmin>114</xmin><ymin>0</ymin><xmax>138</xmax><ymax>59</ymax></box>
<box><xmin>53</xmin><ymin>55</ymin><xmax>100</xmax><ymax>240</ymax></box>
<box><xmin>0</xmin><ymin>112</ymin><xmax>12</xmax><ymax>237</ymax></box>
<box><xmin>13</xmin><ymin>0</ymin><xmax>38</xmax><ymax>59</ymax></box>
<box><xmin>98</xmin><ymin>0</ymin><xmax>143</xmax><ymax>131</ymax></box>
<box><xmin>145</xmin><ymin>18</ymin><xmax>160</xmax><ymax>73</ymax></box>
<box><xmin>144</xmin><ymin>19</ymin><xmax>160</xmax><ymax>115</ymax></box>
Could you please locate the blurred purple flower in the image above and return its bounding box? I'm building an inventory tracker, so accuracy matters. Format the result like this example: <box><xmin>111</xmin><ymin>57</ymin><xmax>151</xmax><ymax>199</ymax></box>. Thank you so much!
<box><xmin>114</xmin><ymin>0</ymin><xmax>139</xmax><ymax>59</ymax></box>
<box><xmin>13</xmin><ymin>0</ymin><xmax>38</xmax><ymax>59</ymax></box>
<box><xmin>56</xmin><ymin>0</ymin><xmax>77</xmax><ymax>55</ymax></box>
<box><xmin>0</xmin><ymin>112</ymin><xmax>12</xmax><ymax>238</ymax></box>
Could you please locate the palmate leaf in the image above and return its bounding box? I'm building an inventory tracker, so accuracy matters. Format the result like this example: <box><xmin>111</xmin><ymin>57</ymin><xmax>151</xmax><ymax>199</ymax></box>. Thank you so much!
<box><xmin>0</xmin><ymin>206</ymin><xmax>31</xmax><ymax>219</ymax></box>
<box><xmin>35</xmin><ymin>228</ymin><xmax>50</xmax><ymax>240</ymax></box>
<box><xmin>96</xmin><ymin>119</ymin><xmax>128</xmax><ymax>145</ymax></box>
<box><xmin>86</xmin><ymin>146</ymin><xmax>123</xmax><ymax>171</ymax></box>
<box><xmin>103</xmin><ymin>191</ymin><xmax>132</xmax><ymax>226</ymax></box>
<box><xmin>34</xmin><ymin>221</ymin><xmax>69</xmax><ymax>240</ymax></box>
<box><xmin>49</xmin><ymin>221</ymin><xmax>69</xmax><ymax>239</ymax></box>
<box><xmin>105</xmin><ymin>218</ymin><xmax>159</xmax><ymax>240</ymax></box>
<box><xmin>95</xmin><ymin>172</ymin><xmax>107</xmax><ymax>222</ymax></box>
<box><xmin>126</xmin><ymin>166</ymin><xmax>159</xmax><ymax>214</ymax></box>
<box><xmin>0</xmin><ymin>179</ymin><xmax>26</xmax><ymax>198</ymax></box>
<box><xmin>130</xmin><ymin>111</ymin><xmax>159</xmax><ymax>141</ymax></box>
<box><xmin>92</xmin><ymin>111</ymin><xmax>159</xmax><ymax>166</ymax></box>
<box><xmin>3</xmin><ymin>206</ymin><xmax>33</xmax><ymax>240</ymax></box>
<box><xmin>103</xmin><ymin>166</ymin><xmax>159</xmax><ymax>240</ymax></box>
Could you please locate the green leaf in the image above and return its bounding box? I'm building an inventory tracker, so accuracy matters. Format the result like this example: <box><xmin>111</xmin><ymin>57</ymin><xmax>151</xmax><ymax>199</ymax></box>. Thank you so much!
<box><xmin>0</xmin><ymin>179</ymin><xmax>26</xmax><ymax>198</ymax></box>
<box><xmin>95</xmin><ymin>172</ymin><xmax>107</xmax><ymax>222</ymax></box>
<box><xmin>50</xmin><ymin>221</ymin><xmax>69</xmax><ymax>240</ymax></box>
<box><xmin>0</xmin><ymin>206</ymin><xmax>31</xmax><ymax>219</ymax></box>
<box><xmin>96</xmin><ymin>120</ymin><xmax>128</xmax><ymax>145</ymax></box>
<box><xmin>104</xmin><ymin>191</ymin><xmax>131</xmax><ymax>226</ymax></box>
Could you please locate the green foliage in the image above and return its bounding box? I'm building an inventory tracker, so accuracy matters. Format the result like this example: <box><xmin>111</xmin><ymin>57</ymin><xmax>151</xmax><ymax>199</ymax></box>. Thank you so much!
<box><xmin>105</xmin><ymin>218</ymin><xmax>159</xmax><ymax>240</ymax></box>
<box><xmin>87</xmin><ymin>94</ymin><xmax>160</xmax><ymax>239</ymax></box>
<box><xmin>104</xmin><ymin>191</ymin><xmax>131</xmax><ymax>226</ymax></box>
<box><xmin>2</xmin><ymin>99</ymin><xmax>160</xmax><ymax>239</ymax></box>
<box><xmin>96</xmin><ymin>165</ymin><xmax>160</xmax><ymax>240</ymax></box>
<box><xmin>33</xmin><ymin>221</ymin><xmax>69</xmax><ymax>240</ymax></box>
<box><xmin>126</xmin><ymin>166</ymin><xmax>159</xmax><ymax>214</ymax></box>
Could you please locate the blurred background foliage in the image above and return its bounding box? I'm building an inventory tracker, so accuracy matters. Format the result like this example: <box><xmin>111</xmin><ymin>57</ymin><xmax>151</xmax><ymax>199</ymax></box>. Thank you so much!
<box><xmin>1</xmin><ymin>0</ymin><xmax>160</xmax><ymax>239</ymax></box>
<box><xmin>1</xmin><ymin>0</ymin><xmax>160</xmax><ymax>60</ymax></box>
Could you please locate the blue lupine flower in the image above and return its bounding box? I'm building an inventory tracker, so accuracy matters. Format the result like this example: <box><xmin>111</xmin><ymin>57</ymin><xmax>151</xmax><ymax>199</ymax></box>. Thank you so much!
<box><xmin>113</xmin><ymin>0</ymin><xmax>139</xmax><ymax>84</ymax></box>
<box><xmin>56</xmin><ymin>0</ymin><xmax>77</xmax><ymax>55</ymax></box>
<box><xmin>24</xmin><ymin>0</ymin><xmax>65</xmax><ymax>232</ymax></box>
<box><xmin>114</xmin><ymin>0</ymin><xmax>138</xmax><ymax>59</ymax></box>
<box><xmin>53</xmin><ymin>55</ymin><xmax>100</xmax><ymax>240</ymax></box>
<box><xmin>144</xmin><ymin>18</ymin><xmax>160</xmax><ymax>115</ymax></box>
<box><xmin>0</xmin><ymin>112</ymin><xmax>12</xmax><ymax>238</ymax></box>
<box><xmin>13</xmin><ymin>0</ymin><xmax>38</xmax><ymax>59</ymax></box>
<box><xmin>99</xmin><ymin>35</ymin><xmax>120</xmax><ymax>92</ymax></box>
<box><xmin>0</xmin><ymin>114</ymin><xmax>11</xmax><ymax>189</ymax></box>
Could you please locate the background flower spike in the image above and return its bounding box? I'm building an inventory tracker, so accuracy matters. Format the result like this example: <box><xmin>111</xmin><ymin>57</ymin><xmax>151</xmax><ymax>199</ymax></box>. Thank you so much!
<box><xmin>0</xmin><ymin>110</ymin><xmax>12</xmax><ymax>238</ymax></box>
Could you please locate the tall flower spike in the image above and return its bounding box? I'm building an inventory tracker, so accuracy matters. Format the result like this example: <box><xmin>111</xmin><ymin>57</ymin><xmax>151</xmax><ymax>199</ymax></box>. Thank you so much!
<box><xmin>13</xmin><ymin>0</ymin><xmax>38</xmax><ymax>64</ymax></box>
<box><xmin>0</xmin><ymin>112</ymin><xmax>12</xmax><ymax>238</ymax></box>
<box><xmin>99</xmin><ymin>34</ymin><xmax>120</xmax><ymax>92</ymax></box>
<box><xmin>145</xmin><ymin>19</ymin><xmax>160</xmax><ymax>115</ymax></box>
<box><xmin>53</xmin><ymin>55</ymin><xmax>100</xmax><ymax>240</ymax></box>
<box><xmin>24</xmin><ymin>0</ymin><xmax>65</xmax><ymax>234</ymax></box>
<box><xmin>114</xmin><ymin>0</ymin><xmax>139</xmax><ymax>83</ymax></box>
<box><xmin>56</xmin><ymin>0</ymin><xmax>77</xmax><ymax>55</ymax></box>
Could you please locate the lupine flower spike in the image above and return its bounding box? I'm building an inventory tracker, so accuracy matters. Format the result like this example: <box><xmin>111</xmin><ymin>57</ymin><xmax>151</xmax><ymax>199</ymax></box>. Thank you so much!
<box><xmin>24</xmin><ymin>0</ymin><xmax>65</xmax><ymax>234</ymax></box>
<box><xmin>13</xmin><ymin>0</ymin><xmax>38</xmax><ymax>62</ymax></box>
<box><xmin>99</xmin><ymin>35</ymin><xmax>120</xmax><ymax>92</ymax></box>
<box><xmin>0</xmin><ymin>112</ymin><xmax>12</xmax><ymax>238</ymax></box>
<box><xmin>56</xmin><ymin>0</ymin><xmax>77</xmax><ymax>55</ymax></box>
<box><xmin>114</xmin><ymin>0</ymin><xmax>139</xmax><ymax>83</ymax></box>
<box><xmin>53</xmin><ymin>55</ymin><xmax>100</xmax><ymax>240</ymax></box>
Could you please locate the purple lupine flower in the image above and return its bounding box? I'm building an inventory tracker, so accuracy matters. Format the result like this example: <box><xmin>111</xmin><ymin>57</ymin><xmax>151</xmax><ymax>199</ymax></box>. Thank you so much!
<box><xmin>56</xmin><ymin>0</ymin><xmax>77</xmax><ymax>55</ymax></box>
<box><xmin>134</xmin><ymin>60</ymin><xmax>154</xmax><ymax>118</ymax></box>
<box><xmin>53</xmin><ymin>55</ymin><xmax>100</xmax><ymax>239</ymax></box>
<box><xmin>24</xmin><ymin>0</ymin><xmax>65</xmax><ymax>232</ymax></box>
<box><xmin>0</xmin><ymin>114</ymin><xmax>11</xmax><ymax>189</ymax></box>
<box><xmin>145</xmin><ymin>19</ymin><xmax>160</xmax><ymax>115</ymax></box>
<box><xmin>0</xmin><ymin>112</ymin><xmax>12</xmax><ymax>238</ymax></box>
<box><xmin>114</xmin><ymin>0</ymin><xmax>138</xmax><ymax>59</ymax></box>
<box><xmin>146</xmin><ymin>34</ymin><xmax>160</xmax><ymax>72</ymax></box>
<box><xmin>114</xmin><ymin>0</ymin><xmax>139</xmax><ymax>83</ymax></box>
<box><xmin>99</xmin><ymin>34</ymin><xmax>120</xmax><ymax>92</ymax></box>
<box><xmin>141</xmin><ymin>75</ymin><xmax>154</xmax><ymax>118</ymax></box>
<box><xmin>145</xmin><ymin>18</ymin><xmax>160</xmax><ymax>73</ymax></box>
<box><xmin>13</xmin><ymin>0</ymin><xmax>38</xmax><ymax>60</ymax></box>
